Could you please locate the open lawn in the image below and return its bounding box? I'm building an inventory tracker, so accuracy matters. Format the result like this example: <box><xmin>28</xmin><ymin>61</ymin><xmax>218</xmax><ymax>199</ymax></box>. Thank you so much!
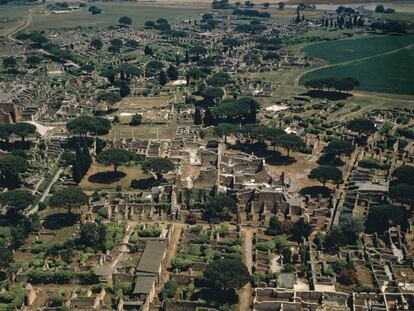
<box><xmin>301</xmin><ymin>46</ymin><xmax>414</xmax><ymax>95</ymax></box>
<box><xmin>300</xmin><ymin>34</ymin><xmax>414</xmax><ymax>95</ymax></box>
<box><xmin>27</xmin><ymin>2</ymin><xmax>209</xmax><ymax>31</ymax></box>
<box><xmin>0</xmin><ymin>4</ymin><xmax>33</xmax><ymax>36</ymax></box>
<box><xmin>302</xmin><ymin>34</ymin><xmax>414</xmax><ymax>64</ymax></box>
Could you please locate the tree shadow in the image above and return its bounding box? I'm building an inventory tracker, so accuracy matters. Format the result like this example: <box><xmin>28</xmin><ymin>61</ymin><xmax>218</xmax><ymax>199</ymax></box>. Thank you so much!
<box><xmin>0</xmin><ymin>141</ymin><xmax>32</xmax><ymax>151</ymax></box>
<box><xmin>130</xmin><ymin>177</ymin><xmax>160</xmax><ymax>190</ymax></box>
<box><xmin>299</xmin><ymin>186</ymin><xmax>332</xmax><ymax>198</ymax></box>
<box><xmin>317</xmin><ymin>153</ymin><xmax>345</xmax><ymax>167</ymax></box>
<box><xmin>190</xmin><ymin>288</ymin><xmax>238</xmax><ymax>305</ymax></box>
<box><xmin>230</xmin><ymin>142</ymin><xmax>296</xmax><ymax>166</ymax></box>
<box><xmin>266</xmin><ymin>152</ymin><xmax>297</xmax><ymax>166</ymax></box>
<box><xmin>301</xmin><ymin>90</ymin><xmax>352</xmax><ymax>100</ymax></box>
<box><xmin>43</xmin><ymin>213</ymin><xmax>79</xmax><ymax>230</ymax></box>
<box><xmin>88</xmin><ymin>171</ymin><xmax>126</xmax><ymax>184</ymax></box>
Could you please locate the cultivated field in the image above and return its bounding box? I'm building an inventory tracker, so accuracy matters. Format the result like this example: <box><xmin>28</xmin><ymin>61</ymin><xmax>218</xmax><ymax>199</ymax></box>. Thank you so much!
<box><xmin>300</xmin><ymin>34</ymin><xmax>414</xmax><ymax>95</ymax></box>
<box><xmin>26</xmin><ymin>2</ymin><xmax>209</xmax><ymax>31</ymax></box>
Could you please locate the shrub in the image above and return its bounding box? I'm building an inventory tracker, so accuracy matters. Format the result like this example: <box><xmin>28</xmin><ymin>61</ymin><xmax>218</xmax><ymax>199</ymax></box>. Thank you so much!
<box><xmin>159</xmin><ymin>280</ymin><xmax>177</xmax><ymax>301</ymax></box>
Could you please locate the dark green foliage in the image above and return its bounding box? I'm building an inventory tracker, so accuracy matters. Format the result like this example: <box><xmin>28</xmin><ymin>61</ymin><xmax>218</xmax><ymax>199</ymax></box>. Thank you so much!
<box><xmin>204</xmin><ymin>258</ymin><xmax>249</xmax><ymax>290</ymax></box>
<box><xmin>141</xmin><ymin>157</ymin><xmax>174</xmax><ymax>180</ymax></box>
<box><xmin>49</xmin><ymin>186</ymin><xmax>88</xmax><ymax>213</ymax></box>
<box><xmin>88</xmin><ymin>6</ymin><xmax>102</xmax><ymax>14</ymax></box>
<box><xmin>326</xmin><ymin>139</ymin><xmax>354</xmax><ymax>157</ymax></box>
<box><xmin>203</xmin><ymin>195</ymin><xmax>237</xmax><ymax>222</ymax></box>
<box><xmin>0</xmin><ymin>155</ymin><xmax>29</xmax><ymax>189</ymax></box>
<box><xmin>166</xmin><ymin>65</ymin><xmax>178</xmax><ymax>80</ymax></box>
<box><xmin>292</xmin><ymin>219</ymin><xmax>312</xmax><ymax>242</ymax></box>
<box><xmin>159</xmin><ymin>280</ymin><xmax>177</xmax><ymax>301</ymax></box>
<box><xmin>96</xmin><ymin>148</ymin><xmax>134</xmax><ymax>172</ymax></box>
<box><xmin>347</xmin><ymin>118</ymin><xmax>376</xmax><ymax>135</ymax></box>
<box><xmin>309</xmin><ymin>165</ymin><xmax>343</xmax><ymax>187</ymax></box>
<box><xmin>90</xmin><ymin>38</ymin><xmax>103</xmax><ymax>50</ymax></box>
<box><xmin>11</xmin><ymin>123</ymin><xmax>37</xmax><ymax>141</ymax></box>
<box><xmin>193</xmin><ymin>108</ymin><xmax>202</xmax><ymax>125</ymax></box>
<box><xmin>272</xmin><ymin>133</ymin><xmax>305</xmax><ymax>156</ymax></box>
<box><xmin>97</xmin><ymin>92</ymin><xmax>121</xmax><ymax>104</ymax></box>
<box><xmin>129</xmin><ymin>114</ymin><xmax>142</xmax><ymax>126</ymax></box>
<box><xmin>392</xmin><ymin>165</ymin><xmax>414</xmax><ymax>185</ymax></box>
<box><xmin>365</xmin><ymin>204</ymin><xmax>407</xmax><ymax>234</ymax></box>
<box><xmin>159</xmin><ymin>70</ymin><xmax>167</xmax><ymax>86</ymax></box>
<box><xmin>67</xmin><ymin>116</ymin><xmax>111</xmax><ymax>136</ymax></box>
<box><xmin>145</xmin><ymin>60</ymin><xmax>163</xmax><ymax>76</ymax></box>
<box><xmin>0</xmin><ymin>189</ymin><xmax>34</xmax><ymax>221</ymax></box>
<box><xmin>265</xmin><ymin>216</ymin><xmax>282</xmax><ymax>236</ymax></box>
<box><xmin>119</xmin><ymin>16</ymin><xmax>132</xmax><ymax>25</ymax></box>
<box><xmin>324</xmin><ymin>215</ymin><xmax>364</xmax><ymax>250</ymax></box>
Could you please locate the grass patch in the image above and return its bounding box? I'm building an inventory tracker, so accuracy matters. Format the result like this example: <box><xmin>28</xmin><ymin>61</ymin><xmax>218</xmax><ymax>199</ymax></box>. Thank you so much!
<box><xmin>302</xmin><ymin>34</ymin><xmax>414</xmax><ymax>64</ymax></box>
<box><xmin>301</xmin><ymin>47</ymin><xmax>414</xmax><ymax>95</ymax></box>
<box><xmin>27</xmin><ymin>2</ymin><xmax>209</xmax><ymax>31</ymax></box>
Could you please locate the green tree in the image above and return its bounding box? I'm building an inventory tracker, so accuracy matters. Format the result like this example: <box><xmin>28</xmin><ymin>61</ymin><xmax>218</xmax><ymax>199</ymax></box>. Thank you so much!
<box><xmin>145</xmin><ymin>60</ymin><xmax>163</xmax><ymax>77</ymax></box>
<box><xmin>193</xmin><ymin>108</ymin><xmax>202</xmax><ymax>125</ymax></box>
<box><xmin>326</xmin><ymin>139</ymin><xmax>355</xmax><ymax>157</ymax></box>
<box><xmin>129</xmin><ymin>114</ymin><xmax>142</xmax><ymax>126</ymax></box>
<box><xmin>365</xmin><ymin>204</ymin><xmax>406</xmax><ymax>234</ymax></box>
<box><xmin>12</xmin><ymin>122</ymin><xmax>37</xmax><ymax>141</ymax></box>
<box><xmin>26</xmin><ymin>55</ymin><xmax>42</xmax><ymax>67</ymax></box>
<box><xmin>200</xmin><ymin>87</ymin><xmax>224</xmax><ymax>106</ymax></box>
<box><xmin>0</xmin><ymin>155</ymin><xmax>29</xmax><ymax>189</ymax></box>
<box><xmin>0</xmin><ymin>189</ymin><xmax>34</xmax><ymax>221</ymax></box>
<box><xmin>309</xmin><ymin>165</ymin><xmax>342</xmax><ymax>187</ymax></box>
<box><xmin>203</xmin><ymin>195</ymin><xmax>237</xmax><ymax>222</ymax></box>
<box><xmin>97</xmin><ymin>92</ymin><xmax>121</xmax><ymax>105</ymax></box>
<box><xmin>90</xmin><ymin>38</ymin><xmax>103</xmax><ymax>50</ymax></box>
<box><xmin>392</xmin><ymin>165</ymin><xmax>414</xmax><ymax>185</ymax></box>
<box><xmin>144</xmin><ymin>44</ymin><xmax>153</xmax><ymax>56</ymax></box>
<box><xmin>204</xmin><ymin>258</ymin><xmax>249</xmax><ymax>290</ymax></box>
<box><xmin>216</xmin><ymin>123</ymin><xmax>237</xmax><ymax>144</ymax></box>
<box><xmin>2</xmin><ymin>56</ymin><xmax>17</xmax><ymax>68</ymax></box>
<box><xmin>141</xmin><ymin>157</ymin><xmax>174</xmax><ymax>180</ymax></box>
<box><xmin>273</xmin><ymin>133</ymin><xmax>304</xmax><ymax>156</ymax></box>
<box><xmin>166</xmin><ymin>65</ymin><xmax>179</xmax><ymax>80</ymax></box>
<box><xmin>96</xmin><ymin>148</ymin><xmax>134</xmax><ymax>172</ymax></box>
<box><xmin>67</xmin><ymin>116</ymin><xmax>111</xmax><ymax>136</ymax></box>
<box><xmin>119</xmin><ymin>16</ymin><xmax>132</xmax><ymax>26</ymax></box>
<box><xmin>347</xmin><ymin>118</ymin><xmax>376</xmax><ymax>135</ymax></box>
<box><xmin>159</xmin><ymin>70</ymin><xmax>167</xmax><ymax>86</ymax></box>
<box><xmin>49</xmin><ymin>186</ymin><xmax>88</xmax><ymax>214</ymax></box>
<box><xmin>159</xmin><ymin>280</ymin><xmax>177</xmax><ymax>301</ymax></box>
<box><xmin>292</xmin><ymin>219</ymin><xmax>312</xmax><ymax>242</ymax></box>
<box><xmin>265</xmin><ymin>216</ymin><xmax>282</xmax><ymax>236</ymax></box>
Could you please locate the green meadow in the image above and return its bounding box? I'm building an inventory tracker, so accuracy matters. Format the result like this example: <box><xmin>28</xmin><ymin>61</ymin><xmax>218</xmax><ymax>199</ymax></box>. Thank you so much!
<box><xmin>300</xmin><ymin>34</ymin><xmax>414</xmax><ymax>95</ymax></box>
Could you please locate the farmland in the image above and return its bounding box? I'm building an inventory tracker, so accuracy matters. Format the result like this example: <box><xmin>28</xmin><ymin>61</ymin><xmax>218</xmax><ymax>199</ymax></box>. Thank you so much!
<box><xmin>300</xmin><ymin>34</ymin><xmax>414</xmax><ymax>95</ymax></box>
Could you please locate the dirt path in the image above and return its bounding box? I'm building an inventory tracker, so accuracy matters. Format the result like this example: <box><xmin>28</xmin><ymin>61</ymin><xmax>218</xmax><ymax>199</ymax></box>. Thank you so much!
<box><xmin>158</xmin><ymin>223</ymin><xmax>185</xmax><ymax>286</ymax></box>
<box><xmin>238</xmin><ymin>227</ymin><xmax>255</xmax><ymax>311</ymax></box>
<box><xmin>6</xmin><ymin>9</ymin><xmax>33</xmax><ymax>42</ymax></box>
<box><xmin>295</xmin><ymin>43</ymin><xmax>414</xmax><ymax>86</ymax></box>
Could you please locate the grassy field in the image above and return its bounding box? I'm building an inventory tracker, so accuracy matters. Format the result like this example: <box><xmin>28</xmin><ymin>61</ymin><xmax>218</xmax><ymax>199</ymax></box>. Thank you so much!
<box><xmin>0</xmin><ymin>4</ymin><xmax>33</xmax><ymax>36</ymax></box>
<box><xmin>300</xmin><ymin>34</ymin><xmax>414</xmax><ymax>95</ymax></box>
<box><xmin>26</xmin><ymin>2</ymin><xmax>210</xmax><ymax>31</ymax></box>
<box><xmin>301</xmin><ymin>47</ymin><xmax>414</xmax><ymax>95</ymax></box>
<box><xmin>302</xmin><ymin>34</ymin><xmax>414</xmax><ymax>64</ymax></box>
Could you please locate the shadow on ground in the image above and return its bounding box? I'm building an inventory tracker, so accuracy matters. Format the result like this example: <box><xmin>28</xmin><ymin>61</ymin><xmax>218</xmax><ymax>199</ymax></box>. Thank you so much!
<box><xmin>88</xmin><ymin>171</ymin><xmax>126</xmax><ymax>184</ymax></box>
<box><xmin>302</xmin><ymin>90</ymin><xmax>352</xmax><ymax>101</ymax></box>
<box><xmin>43</xmin><ymin>213</ymin><xmax>79</xmax><ymax>230</ymax></box>
<box><xmin>299</xmin><ymin>186</ymin><xmax>332</xmax><ymax>198</ymax></box>
<box><xmin>230</xmin><ymin>142</ymin><xmax>296</xmax><ymax>166</ymax></box>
